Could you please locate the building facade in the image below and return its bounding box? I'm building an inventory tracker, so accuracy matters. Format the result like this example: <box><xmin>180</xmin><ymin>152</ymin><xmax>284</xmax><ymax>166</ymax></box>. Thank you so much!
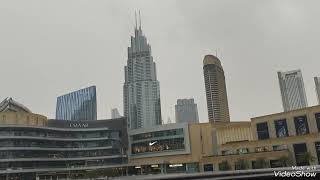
<box><xmin>123</xmin><ymin>18</ymin><xmax>162</xmax><ymax>129</ymax></box>
<box><xmin>175</xmin><ymin>99</ymin><xmax>199</xmax><ymax>123</ymax></box>
<box><xmin>126</xmin><ymin>105</ymin><xmax>320</xmax><ymax>175</ymax></box>
<box><xmin>203</xmin><ymin>55</ymin><xmax>230</xmax><ymax>123</ymax></box>
<box><xmin>315</xmin><ymin>77</ymin><xmax>320</xmax><ymax>105</ymax></box>
<box><xmin>0</xmin><ymin>98</ymin><xmax>127</xmax><ymax>179</ymax></box>
<box><xmin>127</xmin><ymin>123</ymin><xmax>210</xmax><ymax>174</ymax></box>
<box><xmin>278</xmin><ymin>70</ymin><xmax>308</xmax><ymax>112</ymax></box>
<box><xmin>56</xmin><ymin>86</ymin><xmax>97</xmax><ymax>121</ymax></box>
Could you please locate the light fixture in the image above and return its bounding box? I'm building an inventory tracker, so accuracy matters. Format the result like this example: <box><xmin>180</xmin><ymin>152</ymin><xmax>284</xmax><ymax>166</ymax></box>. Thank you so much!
<box><xmin>169</xmin><ymin>164</ymin><xmax>183</xmax><ymax>167</ymax></box>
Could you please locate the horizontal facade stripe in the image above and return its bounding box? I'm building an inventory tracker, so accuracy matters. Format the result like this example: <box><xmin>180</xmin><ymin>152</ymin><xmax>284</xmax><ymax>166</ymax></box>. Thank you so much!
<box><xmin>0</xmin><ymin>136</ymin><xmax>120</xmax><ymax>142</ymax></box>
<box><xmin>0</xmin><ymin>146</ymin><xmax>114</xmax><ymax>151</ymax></box>
<box><xmin>0</xmin><ymin>155</ymin><xmax>126</xmax><ymax>162</ymax></box>
<box><xmin>0</xmin><ymin>125</ymin><xmax>111</xmax><ymax>132</ymax></box>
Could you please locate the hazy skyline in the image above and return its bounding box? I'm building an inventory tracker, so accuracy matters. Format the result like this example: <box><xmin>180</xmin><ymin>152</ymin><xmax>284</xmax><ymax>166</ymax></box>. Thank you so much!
<box><xmin>1</xmin><ymin>0</ymin><xmax>320</xmax><ymax>123</ymax></box>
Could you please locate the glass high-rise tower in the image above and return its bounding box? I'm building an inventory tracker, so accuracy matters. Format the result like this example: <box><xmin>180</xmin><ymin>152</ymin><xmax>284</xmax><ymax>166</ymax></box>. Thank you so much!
<box><xmin>123</xmin><ymin>15</ymin><xmax>162</xmax><ymax>129</ymax></box>
<box><xmin>278</xmin><ymin>69</ymin><xmax>308</xmax><ymax>112</ymax></box>
<box><xmin>56</xmin><ymin>86</ymin><xmax>97</xmax><ymax>121</ymax></box>
<box><xmin>203</xmin><ymin>55</ymin><xmax>230</xmax><ymax>123</ymax></box>
<box><xmin>175</xmin><ymin>98</ymin><xmax>199</xmax><ymax>124</ymax></box>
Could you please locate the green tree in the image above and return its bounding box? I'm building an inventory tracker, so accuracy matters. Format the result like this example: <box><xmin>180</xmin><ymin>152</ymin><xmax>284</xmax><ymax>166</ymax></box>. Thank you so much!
<box><xmin>235</xmin><ymin>159</ymin><xmax>250</xmax><ymax>170</ymax></box>
<box><xmin>299</xmin><ymin>152</ymin><xmax>316</xmax><ymax>164</ymax></box>
<box><xmin>254</xmin><ymin>158</ymin><xmax>270</xmax><ymax>169</ymax></box>
<box><xmin>278</xmin><ymin>156</ymin><xmax>293</xmax><ymax>167</ymax></box>
<box><xmin>219</xmin><ymin>160</ymin><xmax>231</xmax><ymax>171</ymax></box>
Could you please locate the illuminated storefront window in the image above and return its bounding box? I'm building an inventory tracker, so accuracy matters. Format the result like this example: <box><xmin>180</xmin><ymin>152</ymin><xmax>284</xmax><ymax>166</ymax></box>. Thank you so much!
<box><xmin>255</xmin><ymin>146</ymin><xmax>269</xmax><ymax>152</ymax></box>
<box><xmin>237</xmin><ymin>148</ymin><xmax>249</xmax><ymax>154</ymax></box>
<box><xmin>131</xmin><ymin>137</ymin><xmax>185</xmax><ymax>154</ymax></box>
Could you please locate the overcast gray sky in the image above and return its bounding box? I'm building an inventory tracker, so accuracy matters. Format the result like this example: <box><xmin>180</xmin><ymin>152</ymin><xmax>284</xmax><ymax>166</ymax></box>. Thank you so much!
<box><xmin>1</xmin><ymin>0</ymin><xmax>320</xmax><ymax>123</ymax></box>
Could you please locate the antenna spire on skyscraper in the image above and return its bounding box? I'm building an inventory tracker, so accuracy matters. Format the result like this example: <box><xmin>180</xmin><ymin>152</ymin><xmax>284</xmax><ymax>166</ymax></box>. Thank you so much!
<box><xmin>135</xmin><ymin>11</ymin><xmax>138</xmax><ymax>29</ymax></box>
<box><xmin>139</xmin><ymin>10</ymin><xmax>142</xmax><ymax>29</ymax></box>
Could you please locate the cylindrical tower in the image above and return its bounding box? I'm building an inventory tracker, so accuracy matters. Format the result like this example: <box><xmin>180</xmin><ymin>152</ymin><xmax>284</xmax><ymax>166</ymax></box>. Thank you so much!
<box><xmin>203</xmin><ymin>55</ymin><xmax>230</xmax><ymax>123</ymax></box>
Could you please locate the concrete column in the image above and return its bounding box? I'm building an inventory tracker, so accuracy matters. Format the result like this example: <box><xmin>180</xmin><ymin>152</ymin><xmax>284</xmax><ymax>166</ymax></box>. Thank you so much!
<box><xmin>307</xmin><ymin>142</ymin><xmax>318</xmax><ymax>165</ymax></box>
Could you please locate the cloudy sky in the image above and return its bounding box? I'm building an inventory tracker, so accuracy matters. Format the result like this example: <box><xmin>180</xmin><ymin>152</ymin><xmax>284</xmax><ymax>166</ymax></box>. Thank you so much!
<box><xmin>1</xmin><ymin>0</ymin><xmax>320</xmax><ymax>122</ymax></box>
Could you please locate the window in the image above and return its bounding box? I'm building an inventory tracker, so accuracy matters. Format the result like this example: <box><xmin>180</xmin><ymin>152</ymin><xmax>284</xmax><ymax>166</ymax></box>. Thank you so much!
<box><xmin>273</xmin><ymin>144</ymin><xmax>288</xmax><ymax>151</ymax></box>
<box><xmin>221</xmin><ymin>150</ymin><xmax>235</xmax><ymax>155</ymax></box>
<box><xmin>293</xmin><ymin>143</ymin><xmax>309</xmax><ymax>166</ymax></box>
<box><xmin>234</xmin><ymin>159</ymin><xmax>249</xmax><ymax>170</ymax></box>
<box><xmin>256</xmin><ymin>122</ymin><xmax>269</xmax><ymax>140</ymax></box>
<box><xmin>315</xmin><ymin>142</ymin><xmax>320</xmax><ymax>164</ymax></box>
<box><xmin>274</xmin><ymin>119</ymin><xmax>289</xmax><ymax>138</ymax></box>
<box><xmin>218</xmin><ymin>161</ymin><xmax>231</xmax><ymax>171</ymax></box>
<box><xmin>252</xmin><ymin>159</ymin><xmax>269</xmax><ymax>169</ymax></box>
<box><xmin>315</xmin><ymin>113</ymin><xmax>320</xmax><ymax>132</ymax></box>
<box><xmin>255</xmin><ymin>146</ymin><xmax>269</xmax><ymax>152</ymax></box>
<box><xmin>2</xmin><ymin>115</ymin><xmax>6</xmax><ymax>123</ymax></box>
<box><xmin>237</xmin><ymin>148</ymin><xmax>249</xmax><ymax>154</ymax></box>
<box><xmin>294</xmin><ymin>116</ymin><xmax>309</xmax><ymax>135</ymax></box>
<box><xmin>203</xmin><ymin>164</ymin><xmax>213</xmax><ymax>172</ymax></box>
<box><xmin>270</xmin><ymin>160</ymin><xmax>283</xmax><ymax>168</ymax></box>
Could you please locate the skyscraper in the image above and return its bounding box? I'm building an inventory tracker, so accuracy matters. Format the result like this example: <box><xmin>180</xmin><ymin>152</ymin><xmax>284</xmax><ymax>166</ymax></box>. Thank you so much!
<box><xmin>175</xmin><ymin>98</ymin><xmax>199</xmax><ymax>123</ymax></box>
<box><xmin>56</xmin><ymin>86</ymin><xmax>97</xmax><ymax>120</ymax></box>
<box><xmin>278</xmin><ymin>69</ymin><xmax>308</xmax><ymax>112</ymax></box>
<box><xmin>314</xmin><ymin>77</ymin><xmax>320</xmax><ymax>104</ymax></box>
<box><xmin>111</xmin><ymin>108</ymin><xmax>121</xmax><ymax>119</ymax></box>
<box><xmin>203</xmin><ymin>55</ymin><xmax>230</xmax><ymax>123</ymax></box>
<box><xmin>123</xmin><ymin>14</ymin><xmax>162</xmax><ymax>129</ymax></box>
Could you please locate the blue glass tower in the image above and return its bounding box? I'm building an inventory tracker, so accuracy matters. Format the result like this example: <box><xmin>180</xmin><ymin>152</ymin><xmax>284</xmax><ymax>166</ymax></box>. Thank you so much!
<box><xmin>56</xmin><ymin>86</ymin><xmax>97</xmax><ymax>120</ymax></box>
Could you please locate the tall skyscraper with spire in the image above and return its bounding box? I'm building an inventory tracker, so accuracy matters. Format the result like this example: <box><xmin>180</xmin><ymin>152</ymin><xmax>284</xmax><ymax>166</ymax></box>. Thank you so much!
<box><xmin>123</xmin><ymin>13</ymin><xmax>162</xmax><ymax>129</ymax></box>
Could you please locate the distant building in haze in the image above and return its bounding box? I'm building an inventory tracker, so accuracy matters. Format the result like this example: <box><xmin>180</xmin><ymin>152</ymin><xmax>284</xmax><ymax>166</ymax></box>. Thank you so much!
<box><xmin>278</xmin><ymin>69</ymin><xmax>308</xmax><ymax>112</ymax></box>
<box><xmin>315</xmin><ymin>77</ymin><xmax>320</xmax><ymax>105</ymax></box>
<box><xmin>175</xmin><ymin>99</ymin><xmax>199</xmax><ymax>123</ymax></box>
<box><xmin>111</xmin><ymin>108</ymin><xmax>122</xmax><ymax>119</ymax></box>
<box><xmin>56</xmin><ymin>86</ymin><xmax>97</xmax><ymax>121</ymax></box>
<box><xmin>123</xmin><ymin>14</ymin><xmax>162</xmax><ymax>129</ymax></box>
<box><xmin>203</xmin><ymin>55</ymin><xmax>230</xmax><ymax>123</ymax></box>
<box><xmin>167</xmin><ymin>117</ymin><xmax>172</xmax><ymax>124</ymax></box>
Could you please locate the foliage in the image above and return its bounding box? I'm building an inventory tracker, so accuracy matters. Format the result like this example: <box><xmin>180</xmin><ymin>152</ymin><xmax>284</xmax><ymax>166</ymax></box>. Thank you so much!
<box><xmin>278</xmin><ymin>156</ymin><xmax>293</xmax><ymax>167</ymax></box>
<box><xmin>235</xmin><ymin>159</ymin><xmax>250</xmax><ymax>170</ymax></box>
<box><xmin>219</xmin><ymin>160</ymin><xmax>231</xmax><ymax>171</ymax></box>
<box><xmin>254</xmin><ymin>158</ymin><xmax>270</xmax><ymax>169</ymax></box>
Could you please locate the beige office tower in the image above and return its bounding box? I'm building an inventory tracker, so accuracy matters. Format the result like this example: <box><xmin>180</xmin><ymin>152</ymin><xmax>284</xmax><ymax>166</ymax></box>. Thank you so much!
<box><xmin>203</xmin><ymin>55</ymin><xmax>230</xmax><ymax>123</ymax></box>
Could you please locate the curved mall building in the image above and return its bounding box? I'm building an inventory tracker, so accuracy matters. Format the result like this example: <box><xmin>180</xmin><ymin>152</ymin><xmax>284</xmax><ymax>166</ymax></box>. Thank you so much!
<box><xmin>0</xmin><ymin>98</ymin><xmax>127</xmax><ymax>179</ymax></box>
